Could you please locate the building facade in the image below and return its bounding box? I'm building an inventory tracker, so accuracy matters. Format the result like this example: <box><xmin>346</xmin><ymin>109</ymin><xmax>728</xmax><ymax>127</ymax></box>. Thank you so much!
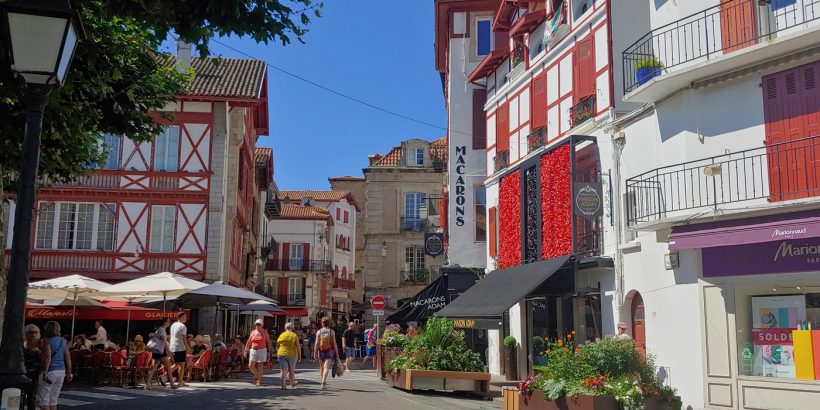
<box><xmin>328</xmin><ymin>176</ymin><xmax>367</xmax><ymax>308</ymax></box>
<box><xmin>362</xmin><ymin>138</ymin><xmax>447</xmax><ymax>319</ymax></box>
<box><xmin>261</xmin><ymin>190</ymin><xmax>359</xmax><ymax>326</ymax></box>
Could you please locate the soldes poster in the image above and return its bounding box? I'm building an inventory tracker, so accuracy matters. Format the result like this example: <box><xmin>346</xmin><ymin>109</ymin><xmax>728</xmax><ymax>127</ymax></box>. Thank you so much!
<box><xmin>751</xmin><ymin>295</ymin><xmax>807</xmax><ymax>378</ymax></box>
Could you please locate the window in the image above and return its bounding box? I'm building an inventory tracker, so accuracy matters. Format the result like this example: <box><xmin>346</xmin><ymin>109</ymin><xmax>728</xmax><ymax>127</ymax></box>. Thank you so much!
<box><xmin>149</xmin><ymin>205</ymin><xmax>176</xmax><ymax>253</ymax></box>
<box><xmin>2</xmin><ymin>201</ymin><xmax>11</xmax><ymax>249</ymax></box>
<box><xmin>476</xmin><ymin>186</ymin><xmax>487</xmax><ymax>242</ymax></box>
<box><xmin>35</xmin><ymin>203</ymin><xmax>115</xmax><ymax>250</ymax></box>
<box><xmin>102</xmin><ymin>133</ymin><xmax>120</xmax><ymax>170</ymax></box>
<box><xmin>573</xmin><ymin>0</ymin><xmax>592</xmax><ymax>21</ymax></box>
<box><xmin>404</xmin><ymin>192</ymin><xmax>425</xmax><ymax>230</ymax></box>
<box><xmin>336</xmin><ymin>208</ymin><xmax>341</xmax><ymax>220</ymax></box>
<box><xmin>476</xmin><ymin>18</ymin><xmax>492</xmax><ymax>56</ymax></box>
<box><xmin>344</xmin><ymin>210</ymin><xmax>349</xmax><ymax>224</ymax></box>
<box><xmin>153</xmin><ymin>126</ymin><xmax>180</xmax><ymax>171</ymax></box>
<box><xmin>289</xmin><ymin>243</ymin><xmax>303</xmax><ymax>270</ymax></box>
<box><xmin>404</xmin><ymin>246</ymin><xmax>425</xmax><ymax>276</ymax></box>
<box><xmin>265</xmin><ymin>277</ymin><xmax>278</xmax><ymax>297</ymax></box>
<box><xmin>288</xmin><ymin>277</ymin><xmax>303</xmax><ymax>304</ymax></box>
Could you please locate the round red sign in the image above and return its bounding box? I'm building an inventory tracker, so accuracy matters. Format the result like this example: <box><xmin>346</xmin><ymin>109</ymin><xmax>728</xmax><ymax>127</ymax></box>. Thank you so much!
<box><xmin>371</xmin><ymin>295</ymin><xmax>386</xmax><ymax>310</ymax></box>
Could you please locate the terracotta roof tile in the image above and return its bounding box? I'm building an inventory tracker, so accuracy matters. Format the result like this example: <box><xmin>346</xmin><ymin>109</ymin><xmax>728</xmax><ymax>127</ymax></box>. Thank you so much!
<box><xmin>371</xmin><ymin>137</ymin><xmax>448</xmax><ymax>167</ymax></box>
<box><xmin>165</xmin><ymin>57</ymin><xmax>266</xmax><ymax>99</ymax></box>
<box><xmin>279</xmin><ymin>204</ymin><xmax>331</xmax><ymax>221</ymax></box>
<box><xmin>279</xmin><ymin>190</ymin><xmax>352</xmax><ymax>202</ymax></box>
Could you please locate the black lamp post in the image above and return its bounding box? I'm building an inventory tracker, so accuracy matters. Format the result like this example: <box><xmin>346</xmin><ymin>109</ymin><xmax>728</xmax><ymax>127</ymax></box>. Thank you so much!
<box><xmin>0</xmin><ymin>0</ymin><xmax>81</xmax><ymax>389</ymax></box>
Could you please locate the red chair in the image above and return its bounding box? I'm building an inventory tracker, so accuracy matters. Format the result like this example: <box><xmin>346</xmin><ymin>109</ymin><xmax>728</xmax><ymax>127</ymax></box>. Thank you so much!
<box><xmin>189</xmin><ymin>350</ymin><xmax>212</xmax><ymax>382</ymax></box>
<box><xmin>130</xmin><ymin>351</ymin><xmax>153</xmax><ymax>387</ymax></box>
<box><xmin>213</xmin><ymin>349</ymin><xmax>230</xmax><ymax>379</ymax></box>
<box><xmin>87</xmin><ymin>351</ymin><xmax>108</xmax><ymax>384</ymax></box>
<box><xmin>103</xmin><ymin>351</ymin><xmax>128</xmax><ymax>386</ymax></box>
<box><xmin>228</xmin><ymin>348</ymin><xmax>242</xmax><ymax>377</ymax></box>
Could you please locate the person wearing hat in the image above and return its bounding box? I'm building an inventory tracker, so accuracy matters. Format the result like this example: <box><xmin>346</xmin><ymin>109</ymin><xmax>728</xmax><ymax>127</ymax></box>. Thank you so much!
<box><xmin>244</xmin><ymin>319</ymin><xmax>272</xmax><ymax>386</ymax></box>
<box><xmin>186</xmin><ymin>335</ymin><xmax>207</xmax><ymax>379</ymax></box>
<box><xmin>130</xmin><ymin>335</ymin><xmax>146</xmax><ymax>354</ymax></box>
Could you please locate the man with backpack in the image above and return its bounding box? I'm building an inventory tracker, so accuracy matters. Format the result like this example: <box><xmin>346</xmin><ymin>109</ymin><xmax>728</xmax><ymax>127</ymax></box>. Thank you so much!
<box><xmin>313</xmin><ymin>317</ymin><xmax>339</xmax><ymax>389</ymax></box>
<box><xmin>360</xmin><ymin>323</ymin><xmax>378</xmax><ymax>369</ymax></box>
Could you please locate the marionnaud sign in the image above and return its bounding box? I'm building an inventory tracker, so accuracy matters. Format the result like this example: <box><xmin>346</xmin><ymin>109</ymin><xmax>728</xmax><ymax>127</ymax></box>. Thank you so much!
<box><xmin>574</xmin><ymin>182</ymin><xmax>603</xmax><ymax>220</ymax></box>
<box><xmin>702</xmin><ymin>239</ymin><xmax>820</xmax><ymax>277</ymax></box>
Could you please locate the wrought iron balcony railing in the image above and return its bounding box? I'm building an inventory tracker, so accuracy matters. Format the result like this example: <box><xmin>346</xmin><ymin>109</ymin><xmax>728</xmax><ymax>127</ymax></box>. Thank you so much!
<box><xmin>265</xmin><ymin>258</ymin><xmax>332</xmax><ymax>272</ymax></box>
<box><xmin>569</xmin><ymin>95</ymin><xmax>595</xmax><ymax>129</ymax></box>
<box><xmin>622</xmin><ymin>0</ymin><xmax>820</xmax><ymax>94</ymax></box>
<box><xmin>401</xmin><ymin>217</ymin><xmax>425</xmax><ymax>232</ymax></box>
<box><xmin>625</xmin><ymin>135</ymin><xmax>820</xmax><ymax>225</ymax></box>
<box><xmin>527</xmin><ymin>127</ymin><xmax>547</xmax><ymax>154</ymax></box>
<box><xmin>494</xmin><ymin>150</ymin><xmax>510</xmax><ymax>173</ymax></box>
<box><xmin>401</xmin><ymin>270</ymin><xmax>430</xmax><ymax>283</ymax></box>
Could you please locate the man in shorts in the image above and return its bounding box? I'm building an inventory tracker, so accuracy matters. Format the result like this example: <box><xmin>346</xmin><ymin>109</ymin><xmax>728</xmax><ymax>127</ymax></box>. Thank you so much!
<box><xmin>342</xmin><ymin>322</ymin><xmax>358</xmax><ymax>370</ymax></box>
<box><xmin>169</xmin><ymin>312</ymin><xmax>191</xmax><ymax>386</ymax></box>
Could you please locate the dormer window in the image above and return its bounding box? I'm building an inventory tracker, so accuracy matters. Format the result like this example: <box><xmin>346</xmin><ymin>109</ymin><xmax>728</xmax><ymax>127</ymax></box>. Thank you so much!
<box><xmin>407</xmin><ymin>147</ymin><xmax>424</xmax><ymax>166</ymax></box>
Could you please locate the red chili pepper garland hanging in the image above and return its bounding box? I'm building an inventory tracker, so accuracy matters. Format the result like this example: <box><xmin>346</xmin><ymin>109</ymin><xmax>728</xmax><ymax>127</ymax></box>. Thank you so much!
<box><xmin>498</xmin><ymin>170</ymin><xmax>522</xmax><ymax>269</ymax></box>
<box><xmin>540</xmin><ymin>145</ymin><xmax>572</xmax><ymax>259</ymax></box>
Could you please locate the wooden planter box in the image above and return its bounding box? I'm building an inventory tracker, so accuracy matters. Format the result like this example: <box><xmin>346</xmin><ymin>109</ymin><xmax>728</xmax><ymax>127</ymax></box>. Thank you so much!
<box><xmin>387</xmin><ymin>368</ymin><xmax>491</xmax><ymax>399</ymax></box>
<box><xmin>503</xmin><ymin>387</ymin><xmax>682</xmax><ymax>410</ymax></box>
<box><xmin>378</xmin><ymin>346</ymin><xmax>404</xmax><ymax>380</ymax></box>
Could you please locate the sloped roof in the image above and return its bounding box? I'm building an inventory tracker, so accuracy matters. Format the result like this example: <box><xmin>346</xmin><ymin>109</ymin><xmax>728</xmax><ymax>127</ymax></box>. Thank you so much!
<box><xmin>171</xmin><ymin>57</ymin><xmax>267</xmax><ymax>99</ymax></box>
<box><xmin>371</xmin><ymin>137</ymin><xmax>448</xmax><ymax>167</ymax></box>
<box><xmin>280</xmin><ymin>190</ymin><xmax>351</xmax><ymax>202</ymax></box>
<box><xmin>255</xmin><ymin>147</ymin><xmax>272</xmax><ymax>165</ymax></box>
<box><xmin>279</xmin><ymin>204</ymin><xmax>331</xmax><ymax>221</ymax></box>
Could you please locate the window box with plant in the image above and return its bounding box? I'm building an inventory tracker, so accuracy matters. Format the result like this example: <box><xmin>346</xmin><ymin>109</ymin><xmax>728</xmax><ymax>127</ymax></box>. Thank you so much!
<box><xmin>634</xmin><ymin>56</ymin><xmax>664</xmax><ymax>86</ymax></box>
<box><xmin>386</xmin><ymin>317</ymin><xmax>491</xmax><ymax>398</ymax></box>
<box><xmin>505</xmin><ymin>335</ymin><xmax>682</xmax><ymax>410</ymax></box>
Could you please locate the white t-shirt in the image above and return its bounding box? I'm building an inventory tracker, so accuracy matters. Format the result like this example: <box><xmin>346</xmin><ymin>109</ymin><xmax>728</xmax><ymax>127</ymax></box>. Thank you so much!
<box><xmin>94</xmin><ymin>326</ymin><xmax>108</xmax><ymax>346</ymax></box>
<box><xmin>169</xmin><ymin>321</ymin><xmax>187</xmax><ymax>352</ymax></box>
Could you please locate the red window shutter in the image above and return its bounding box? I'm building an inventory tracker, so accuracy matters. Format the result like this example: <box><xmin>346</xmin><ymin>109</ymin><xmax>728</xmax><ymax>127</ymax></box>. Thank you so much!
<box><xmin>496</xmin><ymin>104</ymin><xmax>510</xmax><ymax>151</ymax></box>
<box><xmin>488</xmin><ymin>206</ymin><xmax>498</xmax><ymax>257</ymax></box>
<box><xmin>282</xmin><ymin>243</ymin><xmax>290</xmax><ymax>271</ymax></box>
<box><xmin>320</xmin><ymin>280</ymin><xmax>327</xmax><ymax>305</ymax></box>
<box><xmin>301</xmin><ymin>278</ymin><xmax>306</xmax><ymax>299</ymax></box>
<box><xmin>573</xmin><ymin>37</ymin><xmax>595</xmax><ymax>102</ymax></box>
<box><xmin>303</xmin><ymin>243</ymin><xmax>310</xmax><ymax>271</ymax></box>
<box><xmin>344</xmin><ymin>211</ymin><xmax>349</xmax><ymax>223</ymax></box>
<box><xmin>494</xmin><ymin>30</ymin><xmax>509</xmax><ymax>51</ymax></box>
<box><xmin>472</xmin><ymin>88</ymin><xmax>488</xmax><ymax>150</ymax></box>
<box><xmin>336</xmin><ymin>208</ymin><xmax>341</xmax><ymax>220</ymax></box>
<box><xmin>531</xmin><ymin>73</ymin><xmax>547</xmax><ymax>129</ymax></box>
<box><xmin>277</xmin><ymin>277</ymin><xmax>288</xmax><ymax>304</ymax></box>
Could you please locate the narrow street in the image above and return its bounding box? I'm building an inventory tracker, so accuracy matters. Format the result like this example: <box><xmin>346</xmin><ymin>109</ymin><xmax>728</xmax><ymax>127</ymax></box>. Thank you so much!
<box><xmin>57</xmin><ymin>365</ymin><xmax>500</xmax><ymax>410</ymax></box>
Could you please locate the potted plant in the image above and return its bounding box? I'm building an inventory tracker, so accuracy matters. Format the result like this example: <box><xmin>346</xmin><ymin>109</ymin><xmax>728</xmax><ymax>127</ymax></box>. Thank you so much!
<box><xmin>378</xmin><ymin>324</ymin><xmax>408</xmax><ymax>379</ymax></box>
<box><xmin>634</xmin><ymin>56</ymin><xmax>664</xmax><ymax>86</ymax></box>
<box><xmin>414</xmin><ymin>267</ymin><xmax>430</xmax><ymax>283</ymax></box>
<box><xmin>504</xmin><ymin>335</ymin><xmax>518</xmax><ymax>380</ymax></box>
<box><xmin>507</xmin><ymin>335</ymin><xmax>682</xmax><ymax>410</ymax></box>
<box><xmin>532</xmin><ymin>336</ymin><xmax>548</xmax><ymax>366</ymax></box>
<box><xmin>386</xmin><ymin>317</ymin><xmax>491</xmax><ymax>398</ymax></box>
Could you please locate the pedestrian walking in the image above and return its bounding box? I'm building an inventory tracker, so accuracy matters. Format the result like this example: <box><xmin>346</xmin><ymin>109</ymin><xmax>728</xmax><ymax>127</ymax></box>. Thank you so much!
<box><xmin>360</xmin><ymin>323</ymin><xmax>378</xmax><ymax>369</ymax></box>
<box><xmin>169</xmin><ymin>312</ymin><xmax>191</xmax><ymax>387</ymax></box>
<box><xmin>276</xmin><ymin>322</ymin><xmax>300</xmax><ymax>390</ymax></box>
<box><xmin>23</xmin><ymin>324</ymin><xmax>42</xmax><ymax>410</ymax></box>
<box><xmin>342</xmin><ymin>322</ymin><xmax>357</xmax><ymax>370</ymax></box>
<box><xmin>90</xmin><ymin>320</ymin><xmax>108</xmax><ymax>351</ymax></box>
<box><xmin>38</xmin><ymin>321</ymin><xmax>72</xmax><ymax>410</ymax></box>
<box><xmin>314</xmin><ymin>317</ymin><xmax>339</xmax><ymax>389</ymax></box>
<box><xmin>145</xmin><ymin>317</ymin><xmax>178</xmax><ymax>390</ymax></box>
<box><xmin>245</xmin><ymin>319</ymin><xmax>272</xmax><ymax>386</ymax></box>
<box><xmin>307</xmin><ymin>325</ymin><xmax>316</xmax><ymax>363</ymax></box>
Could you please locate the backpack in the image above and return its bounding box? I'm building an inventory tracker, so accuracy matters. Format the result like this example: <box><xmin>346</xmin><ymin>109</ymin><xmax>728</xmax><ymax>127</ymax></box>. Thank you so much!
<box><xmin>318</xmin><ymin>329</ymin><xmax>333</xmax><ymax>352</ymax></box>
<box><xmin>364</xmin><ymin>329</ymin><xmax>375</xmax><ymax>346</ymax></box>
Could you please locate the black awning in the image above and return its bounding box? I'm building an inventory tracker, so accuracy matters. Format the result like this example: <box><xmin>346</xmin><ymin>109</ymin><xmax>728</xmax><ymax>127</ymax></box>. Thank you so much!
<box><xmin>386</xmin><ymin>268</ymin><xmax>482</xmax><ymax>325</ymax></box>
<box><xmin>436</xmin><ymin>255</ymin><xmax>573</xmax><ymax>321</ymax></box>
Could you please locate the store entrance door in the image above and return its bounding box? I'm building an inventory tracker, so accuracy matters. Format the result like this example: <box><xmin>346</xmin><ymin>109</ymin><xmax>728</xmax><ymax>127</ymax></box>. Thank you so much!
<box><xmin>631</xmin><ymin>292</ymin><xmax>646</xmax><ymax>355</ymax></box>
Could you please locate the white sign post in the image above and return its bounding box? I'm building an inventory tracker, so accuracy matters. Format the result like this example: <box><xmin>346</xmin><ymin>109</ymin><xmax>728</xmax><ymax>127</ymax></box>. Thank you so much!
<box><xmin>371</xmin><ymin>295</ymin><xmax>386</xmax><ymax>340</ymax></box>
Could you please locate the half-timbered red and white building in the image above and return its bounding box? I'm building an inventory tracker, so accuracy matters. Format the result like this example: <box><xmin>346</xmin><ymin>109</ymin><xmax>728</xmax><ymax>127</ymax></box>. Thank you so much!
<box><xmin>3</xmin><ymin>51</ymin><xmax>269</xmax><ymax>297</ymax></box>
<box><xmin>261</xmin><ymin>190</ymin><xmax>359</xmax><ymax>327</ymax></box>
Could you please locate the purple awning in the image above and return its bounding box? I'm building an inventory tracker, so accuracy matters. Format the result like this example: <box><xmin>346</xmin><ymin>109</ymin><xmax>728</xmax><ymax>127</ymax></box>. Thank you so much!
<box><xmin>669</xmin><ymin>210</ymin><xmax>820</xmax><ymax>250</ymax></box>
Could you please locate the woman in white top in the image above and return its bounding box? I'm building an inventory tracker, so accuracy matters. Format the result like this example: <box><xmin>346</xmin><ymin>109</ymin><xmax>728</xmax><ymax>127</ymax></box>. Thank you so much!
<box><xmin>145</xmin><ymin>317</ymin><xmax>177</xmax><ymax>390</ymax></box>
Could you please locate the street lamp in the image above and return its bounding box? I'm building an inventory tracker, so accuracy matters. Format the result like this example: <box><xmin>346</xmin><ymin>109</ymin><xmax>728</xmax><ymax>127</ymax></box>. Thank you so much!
<box><xmin>0</xmin><ymin>0</ymin><xmax>81</xmax><ymax>390</ymax></box>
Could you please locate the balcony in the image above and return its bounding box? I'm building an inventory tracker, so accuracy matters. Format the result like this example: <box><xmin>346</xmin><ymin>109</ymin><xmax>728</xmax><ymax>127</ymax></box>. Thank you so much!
<box><xmin>264</xmin><ymin>258</ymin><xmax>332</xmax><ymax>272</ymax></box>
<box><xmin>287</xmin><ymin>293</ymin><xmax>306</xmax><ymax>306</ymax></box>
<box><xmin>262</xmin><ymin>286</ymin><xmax>306</xmax><ymax>306</ymax></box>
<box><xmin>622</xmin><ymin>0</ymin><xmax>820</xmax><ymax>101</ymax></box>
<box><xmin>402</xmin><ymin>269</ymin><xmax>430</xmax><ymax>283</ymax></box>
<box><xmin>494</xmin><ymin>150</ymin><xmax>510</xmax><ymax>174</ymax></box>
<box><xmin>625</xmin><ymin>135</ymin><xmax>820</xmax><ymax>226</ymax></box>
<box><xmin>42</xmin><ymin>170</ymin><xmax>211</xmax><ymax>193</ymax></box>
<box><xmin>527</xmin><ymin>127</ymin><xmax>547</xmax><ymax>154</ymax></box>
<box><xmin>569</xmin><ymin>95</ymin><xmax>595</xmax><ymax>129</ymax></box>
<box><xmin>333</xmin><ymin>277</ymin><xmax>355</xmax><ymax>290</ymax></box>
<box><xmin>401</xmin><ymin>217</ymin><xmax>425</xmax><ymax>232</ymax></box>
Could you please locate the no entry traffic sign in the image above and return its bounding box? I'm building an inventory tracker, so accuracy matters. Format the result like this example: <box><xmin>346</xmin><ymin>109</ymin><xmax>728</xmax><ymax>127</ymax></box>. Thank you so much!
<box><xmin>371</xmin><ymin>295</ymin><xmax>386</xmax><ymax>310</ymax></box>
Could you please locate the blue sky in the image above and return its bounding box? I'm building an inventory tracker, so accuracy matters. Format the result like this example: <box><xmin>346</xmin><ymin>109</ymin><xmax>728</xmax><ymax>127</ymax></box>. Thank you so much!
<box><xmin>210</xmin><ymin>1</ymin><xmax>447</xmax><ymax>190</ymax></box>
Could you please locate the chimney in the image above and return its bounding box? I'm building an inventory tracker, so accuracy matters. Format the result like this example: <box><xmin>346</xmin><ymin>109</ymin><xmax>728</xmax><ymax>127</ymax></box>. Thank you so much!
<box><xmin>176</xmin><ymin>40</ymin><xmax>193</xmax><ymax>72</ymax></box>
<box><xmin>368</xmin><ymin>154</ymin><xmax>383</xmax><ymax>166</ymax></box>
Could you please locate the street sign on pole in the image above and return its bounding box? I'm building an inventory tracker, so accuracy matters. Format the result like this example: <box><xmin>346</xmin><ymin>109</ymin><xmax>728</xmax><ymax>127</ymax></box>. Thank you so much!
<box><xmin>371</xmin><ymin>295</ymin><xmax>386</xmax><ymax>310</ymax></box>
<box><xmin>372</xmin><ymin>309</ymin><xmax>384</xmax><ymax>316</ymax></box>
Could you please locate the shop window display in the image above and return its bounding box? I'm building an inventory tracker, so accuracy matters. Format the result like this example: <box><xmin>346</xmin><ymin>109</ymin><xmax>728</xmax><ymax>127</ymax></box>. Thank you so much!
<box><xmin>737</xmin><ymin>287</ymin><xmax>820</xmax><ymax>379</ymax></box>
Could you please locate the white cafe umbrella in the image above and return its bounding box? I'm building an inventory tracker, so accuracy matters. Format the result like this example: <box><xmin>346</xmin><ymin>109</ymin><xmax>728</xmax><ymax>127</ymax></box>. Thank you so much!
<box><xmin>92</xmin><ymin>294</ymin><xmax>152</xmax><ymax>346</ymax></box>
<box><xmin>99</xmin><ymin>272</ymin><xmax>207</xmax><ymax>313</ymax></box>
<box><xmin>28</xmin><ymin>274</ymin><xmax>110</xmax><ymax>338</ymax></box>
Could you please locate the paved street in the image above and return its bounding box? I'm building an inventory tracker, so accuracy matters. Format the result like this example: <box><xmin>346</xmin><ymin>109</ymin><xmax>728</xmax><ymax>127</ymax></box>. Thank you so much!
<box><xmin>56</xmin><ymin>365</ymin><xmax>501</xmax><ymax>410</ymax></box>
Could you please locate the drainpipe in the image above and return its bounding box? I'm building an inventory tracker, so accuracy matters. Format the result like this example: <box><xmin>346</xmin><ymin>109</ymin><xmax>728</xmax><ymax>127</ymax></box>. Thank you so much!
<box><xmin>608</xmin><ymin>109</ymin><xmax>627</xmax><ymax>321</ymax></box>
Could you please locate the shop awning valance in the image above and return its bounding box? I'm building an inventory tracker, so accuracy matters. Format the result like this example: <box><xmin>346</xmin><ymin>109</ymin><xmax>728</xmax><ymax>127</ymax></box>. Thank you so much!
<box><xmin>436</xmin><ymin>255</ymin><xmax>573</xmax><ymax>321</ymax></box>
<box><xmin>669</xmin><ymin>210</ymin><xmax>820</xmax><ymax>251</ymax></box>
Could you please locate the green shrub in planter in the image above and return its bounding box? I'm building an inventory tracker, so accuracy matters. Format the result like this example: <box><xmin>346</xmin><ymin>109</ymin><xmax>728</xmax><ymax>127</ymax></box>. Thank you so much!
<box><xmin>634</xmin><ymin>56</ymin><xmax>664</xmax><ymax>70</ymax></box>
<box><xmin>387</xmin><ymin>317</ymin><xmax>483</xmax><ymax>373</ymax></box>
<box><xmin>503</xmin><ymin>335</ymin><xmax>517</xmax><ymax>347</ymax></box>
